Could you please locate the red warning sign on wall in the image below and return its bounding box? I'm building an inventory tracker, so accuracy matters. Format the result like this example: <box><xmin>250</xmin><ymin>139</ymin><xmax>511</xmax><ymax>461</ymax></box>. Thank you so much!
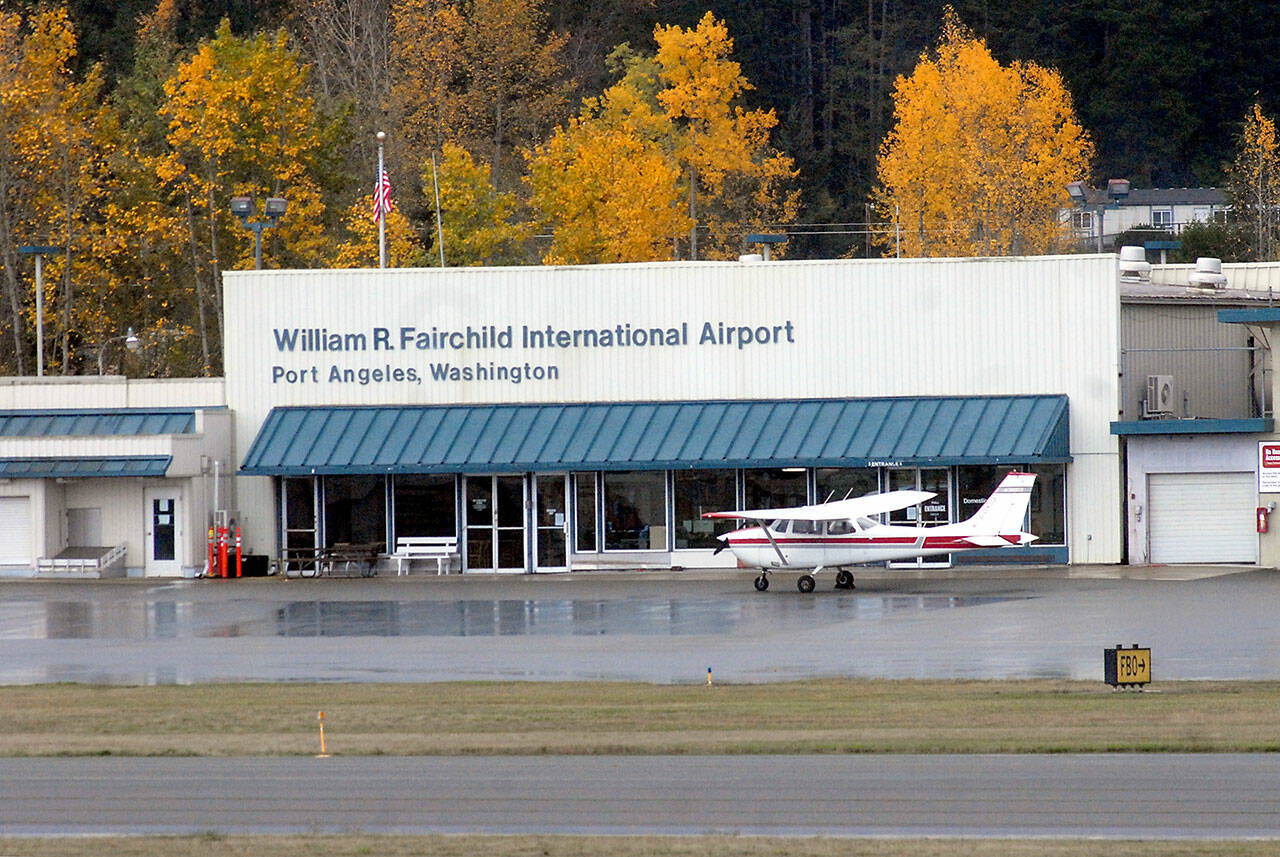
<box><xmin>1259</xmin><ymin>442</ymin><xmax>1280</xmax><ymax>491</ymax></box>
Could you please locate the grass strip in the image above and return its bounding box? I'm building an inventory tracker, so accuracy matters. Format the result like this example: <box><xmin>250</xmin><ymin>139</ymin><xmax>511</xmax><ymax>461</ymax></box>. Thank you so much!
<box><xmin>4</xmin><ymin>679</ymin><xmax>1280</xmax><ymax>757</ymax></box>
<box><xmin>0</xmin><ymin>834</ymin><xmax>1275</xmax><ymax>857</ymax></box>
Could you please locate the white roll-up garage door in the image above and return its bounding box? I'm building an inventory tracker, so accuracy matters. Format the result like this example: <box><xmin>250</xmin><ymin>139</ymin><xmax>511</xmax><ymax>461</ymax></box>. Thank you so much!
<box><xmin>0</xmin><ymin>496</ymin><xmax>31</xmax><ymax>565</ymax></box>
<box><xmin>1148</xmin><ymin>472</ymin><xmax>1257</xmax><ymax>563</ymax></box>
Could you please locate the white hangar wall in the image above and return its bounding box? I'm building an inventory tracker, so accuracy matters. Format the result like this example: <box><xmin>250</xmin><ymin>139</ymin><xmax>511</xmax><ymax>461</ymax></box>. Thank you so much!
<box><xmin>223</xmin><ymin>254</ymin><xmax>1122</xmax><ymax>563</ymax></box>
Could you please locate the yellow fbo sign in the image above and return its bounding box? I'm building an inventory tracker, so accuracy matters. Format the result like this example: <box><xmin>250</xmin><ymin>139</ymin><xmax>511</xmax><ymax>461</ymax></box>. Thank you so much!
<box><xmin>1104</xmin><ymin>644</ymin><xmax>1151</xmax><ymax>688</ymax></box>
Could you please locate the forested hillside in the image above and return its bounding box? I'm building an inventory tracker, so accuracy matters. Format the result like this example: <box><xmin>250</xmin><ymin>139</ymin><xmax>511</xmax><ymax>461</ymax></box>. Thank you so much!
<box><xmin>44</xmin><ymin>0</ymin><xmax>1278</xmax><ymax>221</ymax></box>
<box><xmin>0</xmin><ymin>0</ymin><xmax>1275</xmax><ymax>375</ymax></box>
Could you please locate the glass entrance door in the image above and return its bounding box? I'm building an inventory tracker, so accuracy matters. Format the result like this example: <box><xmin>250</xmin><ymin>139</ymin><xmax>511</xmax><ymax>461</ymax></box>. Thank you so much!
<box><xmin>887</xmin><ymin>467</ymin><xmax>952</xmax><ymax>567</ymax></box>
<box><xmin>533</xmin><ymin>473</ymin><xmax>569</xmax><ymax>572</ymax></box>
<box><xmin>464</xmin><ymin>476</ymin><xmax>526</xmax><ymax>572</ymax></box>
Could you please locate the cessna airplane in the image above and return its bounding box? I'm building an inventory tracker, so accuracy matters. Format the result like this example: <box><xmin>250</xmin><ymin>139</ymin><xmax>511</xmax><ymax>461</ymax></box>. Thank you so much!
<box><xmin>704</xmin><ymin>471</ymin><xmax>1037</xmax><ymax>592</ymax></box>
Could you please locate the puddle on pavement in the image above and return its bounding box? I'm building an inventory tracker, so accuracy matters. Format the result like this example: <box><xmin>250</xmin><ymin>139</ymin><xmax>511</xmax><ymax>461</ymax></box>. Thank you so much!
<box><xmin>0</xmin><ymin>594</ymin><xmax>1028</xmax><ymax>640</ymax></box>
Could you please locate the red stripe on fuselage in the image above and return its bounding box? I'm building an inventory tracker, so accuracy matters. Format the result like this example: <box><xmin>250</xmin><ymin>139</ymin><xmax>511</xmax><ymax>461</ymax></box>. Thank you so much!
<box><xmin>727</xmin><ymin>535</ymin><xmax>1022</xmax><ymax>548</ymax></box>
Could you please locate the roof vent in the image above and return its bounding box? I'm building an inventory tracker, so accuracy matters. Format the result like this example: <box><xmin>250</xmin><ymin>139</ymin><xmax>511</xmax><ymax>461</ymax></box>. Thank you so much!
<box><xmin>1188</xmin><ymin>257</ymin><xmax>1227</xmax><ymax>289</ymax></box>
<box><xmin>738</xmin><ymin>254</ymin><xmax>764</xmax><ymax>264</ymax></box>
<box><xmin>1118</xmin><ymin>245</ymin><xmax>1151</xmax><ymax>283</ymax></box>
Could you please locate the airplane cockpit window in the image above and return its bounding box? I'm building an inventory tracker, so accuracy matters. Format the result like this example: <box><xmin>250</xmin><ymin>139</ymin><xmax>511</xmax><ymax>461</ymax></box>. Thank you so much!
<box><xmin>770</xmin><ymin>519</ymin><xmax>788</xmax><ymax>532</ymax></box>
<box><xmin>828</xmin><ymin>519</ymin><xmax>854</xmax><ymax>535</ymax></box>
<box><xmin>856</xmin><ymin>516</ymin><xmax>878</xmax><ymax>530</ymax></box>
<box><xmin>792</xmin><ymin>519</ymin><xmax>815</xmax><ymax>534</ymax></box>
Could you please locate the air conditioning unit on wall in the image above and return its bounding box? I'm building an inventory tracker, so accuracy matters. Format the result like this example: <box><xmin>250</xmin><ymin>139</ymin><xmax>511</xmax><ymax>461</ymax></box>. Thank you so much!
<box><xmin>1144</xmin><ymin>374</ymin><xmax>1175</xmax><ymax>418</ymax></box>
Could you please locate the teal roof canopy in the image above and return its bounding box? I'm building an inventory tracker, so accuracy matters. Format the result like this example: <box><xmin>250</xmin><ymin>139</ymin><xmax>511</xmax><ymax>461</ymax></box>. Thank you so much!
<box><xmin>0</xmin><ymin>409</ymin><xmax>195</xmax><ymax>437</ymax></box>
<box><xmin>0</xmin><ymin>456</ymin><xmax>171</xmax><ymax>478</ymax></box>
<box><xmin>241</xmin><ymin>396</ymin><xmax>1070</xmax><ymax>476</ymax></box>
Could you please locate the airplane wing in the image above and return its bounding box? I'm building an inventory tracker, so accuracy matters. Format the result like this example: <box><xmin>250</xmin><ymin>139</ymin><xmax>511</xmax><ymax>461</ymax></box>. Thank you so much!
<box><xmin>703</xmin><ymin>489</ymin><xmax>936</xmax><ymax>522</ymax></box>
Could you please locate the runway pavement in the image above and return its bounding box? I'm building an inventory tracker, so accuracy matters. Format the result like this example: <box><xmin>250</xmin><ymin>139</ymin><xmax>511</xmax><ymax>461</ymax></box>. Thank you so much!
<box><xmin>4</xmin><ymin>754</ymin><xmax>1279</xmax><ymax>838</ymax></box>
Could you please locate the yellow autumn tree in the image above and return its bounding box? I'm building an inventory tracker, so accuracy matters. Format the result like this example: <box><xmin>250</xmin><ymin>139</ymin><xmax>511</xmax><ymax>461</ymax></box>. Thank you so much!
<box><xmin>392</xmin><ymin>0</ymin><xmax>569</xmax><ymax>191</ymax></box>
<box><xmin>426</xmin><ymin>143</ymin><xmax>530</xmax><ymax>266</ymax></box>
<box><xmin>0</xmin><ymin>7</ymin><xmax>112</xmax><ymax>376</ymax></box>
<box><xmin>86</xmin><ymin>1</ymin><xmax>209</xmax><ymax>378</ymax></box>
<box><xmin>653</xmin><ymin>12</ymin><xmax>798</xmax><ymax>259</ymax></box>
<box><xmin>874</xmin><ymin>7</ymin><xmax>1092</xmax><ymax>257</ymax></box>
<box><xmin>1228</xmin><ymin>103</ymin><xmax>1280</xmax><ymax>260</ymax></box>
<box><xmin>154</xmin><ymin>20</ymin><xmax>333</xmax><ymax>372</ymax></box>
<box><xmin>331</xmin><ymin>195</ymin><xmax>426</xmax><ymax>268</ymax></box>
<box><xmin>526</xmin><ymin>14</ymin><xmax>798</xmax><ymax>264</ymax></box>
<box><xmin>527</xmin><ymin>48</ymin><xmax>689</xmax><ymax>265</ymax></box>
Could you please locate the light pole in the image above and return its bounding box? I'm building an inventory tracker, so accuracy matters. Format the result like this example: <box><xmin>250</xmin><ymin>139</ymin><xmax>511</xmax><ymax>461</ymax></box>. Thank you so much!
<box><xmin>1067</xmin><ymin>178</ymin><xmax>1130</xmax><ymax>252</ymax></box>
<box><xmin>230</xmin><ymin>196</ymin><xmax>288</xmax><ymax>269</ymax></box>
<box><xmin>94</xmin><ymin>327</ymin><xmax>140</xmax><ymax>375</ymax></box>
<box><xmin>17</xmin><ymin>244</ymin><xmax>62</xmax><ymax>377</ymax></box>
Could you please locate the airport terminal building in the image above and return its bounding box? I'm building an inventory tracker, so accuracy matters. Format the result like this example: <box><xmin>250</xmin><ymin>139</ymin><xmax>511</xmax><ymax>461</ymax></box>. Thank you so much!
<box><xmin>0</xmin><ymin>253</ymin><xmax>1157</xmax><ymax>576</ymax></box>
<box><xmin>221</xmin><ymin>255</ymin><xmax>1119</xmax><ymax>574</ymax></box>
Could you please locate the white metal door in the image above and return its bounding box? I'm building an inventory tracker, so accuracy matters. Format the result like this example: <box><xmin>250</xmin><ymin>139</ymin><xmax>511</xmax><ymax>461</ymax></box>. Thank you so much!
<box><xmin>144</xmin><ymin>488</ymin><xmax>183</xmax><ymax>576</ymax></box>
<box><xmin>1148</xmin><ymin>472</ymin><xmax>1256</xmax><ymax>563</ymax></box>
<box><xmin>533</xmin><ymin>473</ymin><xmax>569</xmax><ymax>572</ymax></box>
<box><xmin>0</xmin><ymin>496</ymin><xmax>31</xmax><ymax>565</ymax></box>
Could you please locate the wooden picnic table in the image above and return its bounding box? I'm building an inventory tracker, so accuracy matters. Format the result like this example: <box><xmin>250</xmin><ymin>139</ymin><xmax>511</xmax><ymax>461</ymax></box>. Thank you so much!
<box><xmin>280</xmin><ymin>542</ymin><xmax>384</xmax><ymax>578</ymax></box>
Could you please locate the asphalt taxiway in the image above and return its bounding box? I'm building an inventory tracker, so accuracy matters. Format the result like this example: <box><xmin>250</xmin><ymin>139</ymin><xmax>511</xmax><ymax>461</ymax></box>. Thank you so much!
<box><xmin>4</xmin><ymin>754</ymin><xmax>1279</xmax><ymax>838</ymax></box>
<box><xmin>0</xmin><ymin>564</ymin><xmax>1273</xmax><ymax>684</ymax></box>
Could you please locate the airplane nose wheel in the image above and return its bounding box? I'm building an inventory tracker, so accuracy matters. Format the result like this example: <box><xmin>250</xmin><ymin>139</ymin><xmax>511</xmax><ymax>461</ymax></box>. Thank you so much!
<box><xmin>753</xmin><ymin>574</ymin><xmax>770</xmax><ymax>592</ymax></box>
<box><xmin>797</xmin><ymin>574</ymin><xmax>816</xmax><ymax>593</ymax></box>
<box><xmin>834</xmin><ymin>569</ymin><xmax>854</xmax><ymax>589</ymax></box>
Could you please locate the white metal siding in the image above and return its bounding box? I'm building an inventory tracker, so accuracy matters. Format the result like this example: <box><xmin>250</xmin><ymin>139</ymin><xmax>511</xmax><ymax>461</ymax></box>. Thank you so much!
<box><xmin>1148</xmin><ymin>472</ymin><xmax>1257</xmax><ymax>563</ymax></box>
<box><xmin>0</xmin><ymin>496</ymin><xmax>31</xmax><ymax>565</ymax></box>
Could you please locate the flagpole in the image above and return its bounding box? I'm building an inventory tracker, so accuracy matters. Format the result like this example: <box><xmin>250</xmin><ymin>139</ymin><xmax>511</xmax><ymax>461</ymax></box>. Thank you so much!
<box><xmin>376</xmin><ymin>131</ymin><xmax>387</xmax><ymax>269</ymax></box>
<box><xmin>431</xmin><ymin>152</ymin><xmax>445</xmax><ymax>268</ymax></box>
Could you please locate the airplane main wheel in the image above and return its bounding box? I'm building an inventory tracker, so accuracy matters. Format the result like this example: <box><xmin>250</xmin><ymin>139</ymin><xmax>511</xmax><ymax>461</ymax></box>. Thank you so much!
<box><xmin>835</xmin><ymin>570</ymin><xmax>854</xmax><ymax>589</ymax></box>
<box><xmin>797</xmin><ymin>575</ymin><xmax>816</xmax><ymax>593</ymax></box>
<box><xmin>754</xmin><ymin>575</ymin><xmax>769</xmax><ymax>592</ymax></box>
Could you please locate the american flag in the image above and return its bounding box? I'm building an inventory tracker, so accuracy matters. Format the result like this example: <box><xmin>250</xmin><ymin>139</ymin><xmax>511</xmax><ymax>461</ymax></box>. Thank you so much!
<box><xmin>372</xmin><ymin>166</ymin><xmax>392</xmax><ymax>221</ymax></box>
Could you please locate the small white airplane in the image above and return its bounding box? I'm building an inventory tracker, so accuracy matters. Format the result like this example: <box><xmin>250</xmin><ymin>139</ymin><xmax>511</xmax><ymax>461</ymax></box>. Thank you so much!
<box><xmin>704</xmin><ymin>471</ymin><xmax>1038</xmax><ymax>592</ymax></box>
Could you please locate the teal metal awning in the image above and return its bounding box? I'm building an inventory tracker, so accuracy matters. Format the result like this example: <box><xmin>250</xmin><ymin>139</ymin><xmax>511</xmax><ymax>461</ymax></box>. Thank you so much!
<box><xmin>0</xmin><ymin>409</ymin><xmax>196</xmax><ymax>437</ymax></box>
<box><xmin>241</xmin><ymin>395</ymin><xmax>1070</xmax><ymax>476</ymax></box>
<box><xmin>0</xmin><ymin>456</ymin><xmax>171</xmax><ymax>478</ymax></box>
<box><xmin>1111</xmin><ymin>417</ymin><xmax>1273</xmax><ymax>436</ymax></box>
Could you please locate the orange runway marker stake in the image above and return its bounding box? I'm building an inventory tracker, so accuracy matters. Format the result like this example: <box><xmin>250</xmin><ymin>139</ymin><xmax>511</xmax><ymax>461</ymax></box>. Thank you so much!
<box><xmin>316</xmin><ymin>711</ymin><xmax>330</xmax><ymax>758</ymax></box>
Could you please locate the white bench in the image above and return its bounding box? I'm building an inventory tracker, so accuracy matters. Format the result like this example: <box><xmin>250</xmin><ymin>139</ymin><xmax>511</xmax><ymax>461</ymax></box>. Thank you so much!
<box><xmin>393</xmin><ymin>536</ymin><xmax>459</xmax><ymax>576</ymax></box>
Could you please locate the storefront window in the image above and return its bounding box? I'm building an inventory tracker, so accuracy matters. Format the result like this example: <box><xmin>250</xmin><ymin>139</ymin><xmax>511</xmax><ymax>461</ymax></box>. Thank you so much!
<box><xmin>814</xmin><ymin>468</ymin><xmax>879</xmax><ymax>504</ymax></box>
<box><xmin>956</xmin><ymin>466</ymin><xmax>1002</xmax><ymax>523</ymax></box>
<box><xmin>393</xmin><ymin>474</ymin><xmax>456</xmax><ymax>539</ymax></box>
<box><xmin>323</xmin><ymin>475</ymin><xmax>386</xmax><ymax>547</ymax></box>
<box><xmin>574</xmin><ymin>472</ymin><xmax>598</xmax><ymax>552</ymax></box>
<box><xmin>603</xmin><ymin>470</ymin><xmax>667</xmax><ymax>550</ymax></box>
<box><xmin>673</xmin><ymin>469</ymin><xmax>737</xmax><ymax>548</ymax></box>
<box><xmin>743</xmin><ymin>468</ymin><xmax>807</xmax><ymax>510</ymax></box>
<box><xmin>1028</xmin><ymin>463</ymin><xmax>1066</xmax><ymax>545</ymax></box>
<box><xmin>956</xmin><ymin>464</ymin><xmax>1066</xmax><ymax>544</ymax></box>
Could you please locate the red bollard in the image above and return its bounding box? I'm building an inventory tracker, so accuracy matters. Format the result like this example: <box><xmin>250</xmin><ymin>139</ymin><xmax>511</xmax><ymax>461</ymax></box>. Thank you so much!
<box><xmin>207</xmin><ymin>526</ymin><xmax>215</xmax><ymax>578</ymax></box>
<box><xmin>235</xmin><ymin>526</ymin><xmax>243</xmax><ymax>578</ymax></box>
<box><xmin>217</xmin><ymin>525</ymin><xmax>228</xmax><ymax>578</ymax></box>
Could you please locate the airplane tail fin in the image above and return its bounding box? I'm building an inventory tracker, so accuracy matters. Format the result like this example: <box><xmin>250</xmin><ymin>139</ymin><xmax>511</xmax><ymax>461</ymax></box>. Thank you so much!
<box><xmin>960</xmin><ymin>472</ymin><xmax>1036</xmax><ymax>535</ymax></box>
